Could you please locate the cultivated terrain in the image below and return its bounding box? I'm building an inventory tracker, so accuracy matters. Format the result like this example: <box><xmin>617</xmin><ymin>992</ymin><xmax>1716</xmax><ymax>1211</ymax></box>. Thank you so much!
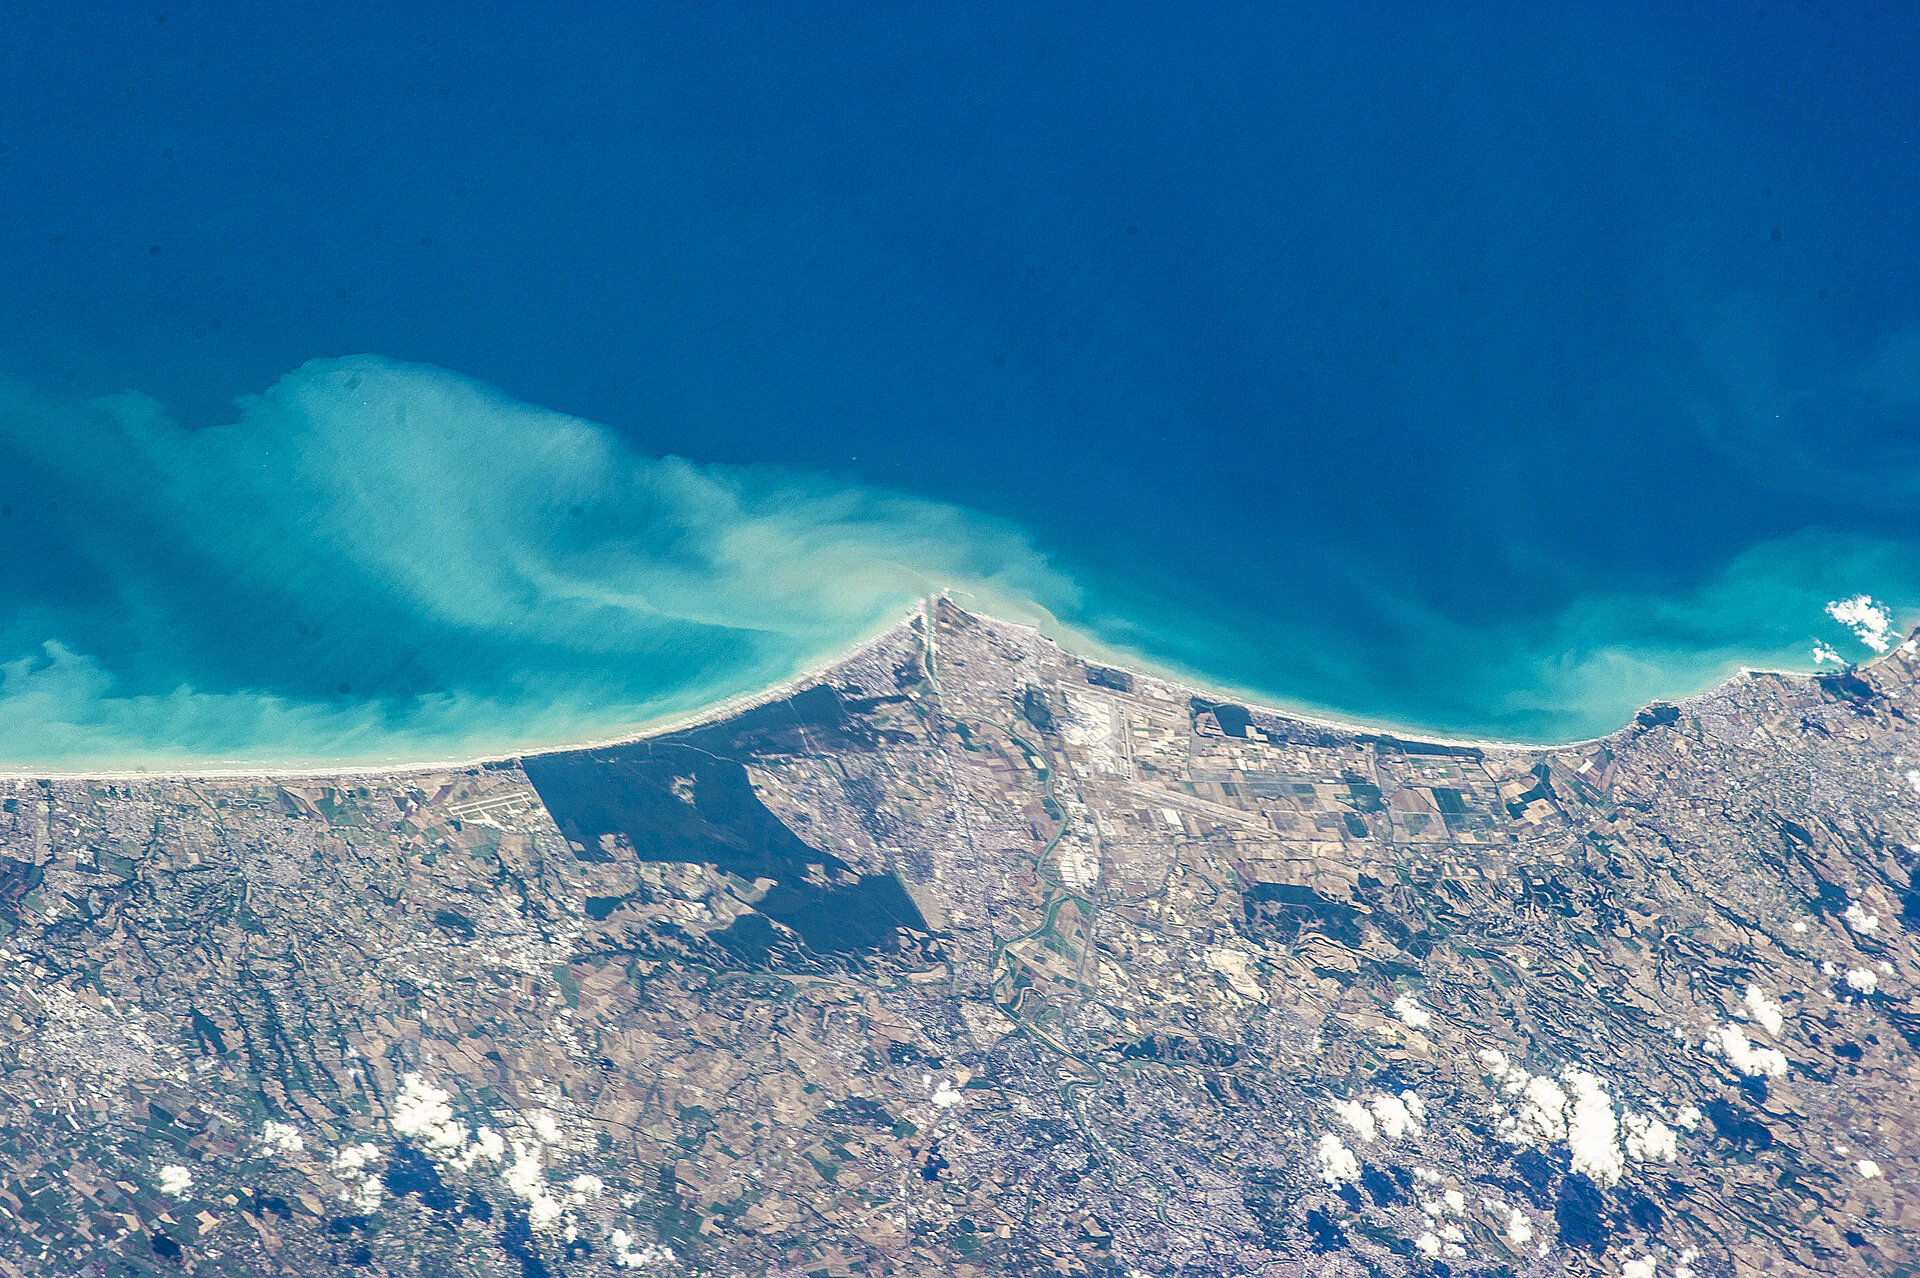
<box><xmin>0</xmin><ymin>601</ymin><xmax>1912</xmax><ymax>1276</ymax></box>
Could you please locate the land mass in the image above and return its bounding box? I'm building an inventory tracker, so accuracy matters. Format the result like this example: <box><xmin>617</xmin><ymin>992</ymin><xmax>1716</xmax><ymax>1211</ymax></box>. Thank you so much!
<box><xmin>0</xmin><ymin>601</ymin><xmax>1912</xmax><ymax>1276</ymax></box>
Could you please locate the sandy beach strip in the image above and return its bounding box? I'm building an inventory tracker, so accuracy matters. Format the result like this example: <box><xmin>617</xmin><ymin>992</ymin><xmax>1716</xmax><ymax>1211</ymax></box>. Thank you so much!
<box><xmin>0</xmin><ymin>601</ymin><xmax>928</xmax><ymax>783</ymax></box>
<box><xmin>0</xmin><ymin>594</ymin><xmax>1896</xmax><ymax>782</ymax></box>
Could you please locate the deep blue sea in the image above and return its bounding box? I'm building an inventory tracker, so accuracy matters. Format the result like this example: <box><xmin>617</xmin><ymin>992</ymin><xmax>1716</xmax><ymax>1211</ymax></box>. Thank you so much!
<box><xmin>1</xmin><ymin>3</ymin><xmax>1917</xmax><ymax>766</ymax></box>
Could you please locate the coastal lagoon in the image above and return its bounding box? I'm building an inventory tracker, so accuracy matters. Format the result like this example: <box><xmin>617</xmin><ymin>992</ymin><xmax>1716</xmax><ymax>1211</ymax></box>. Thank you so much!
<box><xmin>1</xmin><ymin>4</ymin><xmax>1917</xmax><ymax>766</ymax></box>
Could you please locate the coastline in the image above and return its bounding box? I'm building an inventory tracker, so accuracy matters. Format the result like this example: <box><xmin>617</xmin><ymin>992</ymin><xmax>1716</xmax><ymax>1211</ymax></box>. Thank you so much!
<box><xmin>0</xmin><ymin>594</ymin><xmax>1893</xmax><ymax>783</ymax></box>
<box><xmin>0</xmin><ymin>600</ymin><xmax>929</xmax><ymax>784</ymax></box>
<box><xmin>979</xmin><ymin>604</ymin><xmax>1858</xmax><ymax>756</ymax></box>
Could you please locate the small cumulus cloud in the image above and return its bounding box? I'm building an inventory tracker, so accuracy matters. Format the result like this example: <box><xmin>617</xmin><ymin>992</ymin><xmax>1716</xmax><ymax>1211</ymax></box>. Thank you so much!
<box><xmin>1623</xmin><ymin>1112</ymin><xmax>1678</xmax><ymax>1164</ymax></box>
<box><xmin>503</xmin><ymin>1140</ymin><xmax>566</xmax><ymax>1231</ymax></box>
<box><xmin>261</xmin><ymin>1120</ymin><xmax>304</xmax><ymax>1154</ymax></box>
<box><xmin>1332</xmin><ymin>1099</ymin><xmax>1376</xmax><ymax>1142</ymax></box>
<box><xmin>391</xmin><ymin>1073</ymin><xmax>469</xmax><ymax>1153</ymax></box>
<box><xmin>1712</xmin><ymin>1013</ymin><xmax>1781</xmax><ymax>1074</ymax></box>
<box><xmin>1510</xmin><ymin>1075</ymin><xmax>1570</xmax><ymax>1146</ymax></box>
<box><xmin>610</xmin><ymin>1228</ymin><xmax>673</xmax><ymax>1268</ymax></box>
<box><xmin>350</xmin><ymin>1175</ymin><xmax>383</xmax><ymax>1211</ymax></box>
<box><xmin>1562</xmin><ymin>1069</ymin><xmax>1624</xmax><ymax>1188</ymax></box>
<box><xmin>1826</xmin><ymin>595</ymin><xmax>1896</xmax><ymax>653</ymax></box>
<box><xmin>333</xmin><ymin>1143</ymin><xmax>381</xmax><ymax>1175</ymax></box>
<box><xmin>456</xmin><ymin>1125</ymin><xmax>507</xmax><ymax>1169</ymax></box>
<box><xmin>1707</xmin><ymin>1024</ymin><xmax>1789</xmax><ymax>1078</ymax></box>
<box><xmin>1315</xmin><ymin>1133</ymin><xmax>1360</xmax><ymax>1185</ymax></box>
<box><xmin>1369</xmin><ymin>1093</ymin><xmax>1421</xmax><ymax>1139</ymax></box>
<box><xmin>158</xmin><ymin>1164</ymin><xmax>192</xmax><ymax>1199</ymax></box>
<box><xmin>1483</xmin><ymin>1053</ymin><xmax>1673</xmax><ymax>1184</ymax></box>
<box><xmin>1740</xmin><ymin>984</ymin><xmax>1784</xmax><ymax>1036</ymax></box>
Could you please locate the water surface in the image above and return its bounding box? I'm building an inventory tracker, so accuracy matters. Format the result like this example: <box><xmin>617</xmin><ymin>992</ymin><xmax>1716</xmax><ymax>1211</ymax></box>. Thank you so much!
<box><xmin>1</xmin><ymin>3</ymin><xmax>1916</xmax><ymax>765</ymax></box>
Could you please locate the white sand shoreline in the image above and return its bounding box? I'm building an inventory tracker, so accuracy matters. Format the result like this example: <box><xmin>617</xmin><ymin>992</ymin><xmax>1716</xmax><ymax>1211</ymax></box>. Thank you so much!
<box><xmin>0</xmin><ymin>595</ymin><xmax>1886</xmax><ymax>782</ymax></box>
<box><xmin>0</xmin><ymin>601</ymin><xmax>929</xmax><ymax>784</ymax></box>
<box><xmin>984</xmin><ymin>606</ymin><xmax>1843</xmax><ymax>756</ymax></box>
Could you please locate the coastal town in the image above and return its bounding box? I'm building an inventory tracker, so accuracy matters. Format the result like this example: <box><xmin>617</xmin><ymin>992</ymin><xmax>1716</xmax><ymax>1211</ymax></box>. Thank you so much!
<box><xmin>0</xmin><ymin>599</ymin><xmax>1912</xmax><ymax>1276</ymax></box>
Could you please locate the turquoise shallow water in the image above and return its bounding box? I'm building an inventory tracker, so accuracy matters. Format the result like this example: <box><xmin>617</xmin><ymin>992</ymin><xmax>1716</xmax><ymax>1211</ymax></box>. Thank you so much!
<box><xmin>0</xmin><ymin>354</ymin><xmax>1911</xmax><ymax>769</ymax></box>
<box><xmin>0</xmin><ymin>3</ymin><xmax>1917</xmax><ymax>766</ymax></box>
<box><xmin>0</xmin><ymin>358</ymin><xmax>1066</xmax><ymax>768</ymax></box>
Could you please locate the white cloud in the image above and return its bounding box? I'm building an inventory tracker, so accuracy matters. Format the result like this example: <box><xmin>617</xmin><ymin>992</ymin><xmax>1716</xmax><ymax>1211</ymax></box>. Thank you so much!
<box><xmin>1622</xmin><ymin>1256</ymin><xmax>1657</xmax><ymax>1278</ymax></box>
<box><xmin>1708</xmin><ymin>1024</ymin><xmax>1788</xmax><ymax>1078</ymax></box>
<box><xmin>1562</xmin><ymin>1069</ymin><xmax>1624</xmax><ymax>1188</ymax></box>
<box><xmin>1827</xmin><ymin>595</ymin><xmax>1895</xmax><ymax>653</ymax></box>
<box><xmin>261</xmin><ymin>1119</ymin><xmax>304</xmax><ymax>1154</ymax></box>
<box><xmin>1486</xmin><ymin>1056</ymin><xmax>1664</xmax><ymax>1184</ymax></box>
<box><xmin>1846</xmin><ymin>967</ymin><xmax>1879</xmax><ymax>994</ymax></box>
<box><xmin>1369</xmin><ymin>1093</ymin><xmax>1421</xmax><ymax>1139</ymax></box>
<box><xmin>1741</xmin><ymin>985</ymin><xmax>1784</xmax><ymax>1036</ymax></box>
<box><xmin>391</xmin><ymin>1073</ymin><xmax>469</xmax><ymax>1153</ymax></box>
<box><xmin>610</xmin><ymin>1229</ymin><xmax>673</xmax><ymax>1269</ymax></box>
<box><xmin>1845</xmin><ymin>902</ymin><xmax>1880</xmax><ymax>932</ymax></box>
<box><xmin>1675</xmin><ymin>1105</ymin><xmax>1702</xmax><ymax>1130</ymax></box>
<box><xmin>1415</xmin><ymin>1232</ymin><xmax>1441</xmax><ymax>1257</ymax></box>
<box><xmin>503</xmin><ymin>1140</ymin><xmax>565</xmax><ymax>1231</ymax></box>
<box><xmin>1812</xmin><ymin>641</ymin><xmax>1844</xmax><ymax>665</ymax></box>
<box><xmin>1505</xmin><ymin>1074</ymin><xmax>1570</xmax><ymax>1146</ymax></box>
<box><xmin>333</xmin><ymin>1142</ymin><xmax>382</xmax><ymax>1175</ymax></box>
<box><xmin>1443</xmin><ymin>1189</ymin><xmax>1464</xmax><ymax>1214</ymax></box>
<box><xmin>1907</xmin><ymin>769</ymin><xmax>1920</xmax><ymax>794</ymax></box>
<box><xmin>1332</xmin><ymin>1099</ymin><xmax>1376</xmax><ymax>1142</ymax></box>
<box><xmin>453</xmin><ymin>1125</ymin><xmax>506</xmax><ymax>1170</ymax></box>
<box><xmin>1624</xmin><ymin>1112</ymin><xmax>1678</xmax><ymax>1163</ymax></box>
<box><xmin>1856</xmin><ymin>1159</ymin><xmax>1881</xmax><ymax>1178</ymax></box>
<box><xmin>1316</xmin><ymin>1133</ymin><xmax>1360</xmax><ymax>1185</ymax></box>
<box><xmin>1392</xmin><ymin>994</ymin><xmax>1432</xmax><ymax>1029</ymax></box>
<box><xmin>158</xmin><ymin>1164</ymin><xmax>192</xmax><ymax>1199</ymax></box>
<box><xmin>331</xmin><ymin>1140</ymin><xmax>385</xmax><ymax>1209</ymax></box>
<box><xmin>1505</xmin><ymin>1208</ymin><xmax>1533</xmax><ymax>1247</ymax></box>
